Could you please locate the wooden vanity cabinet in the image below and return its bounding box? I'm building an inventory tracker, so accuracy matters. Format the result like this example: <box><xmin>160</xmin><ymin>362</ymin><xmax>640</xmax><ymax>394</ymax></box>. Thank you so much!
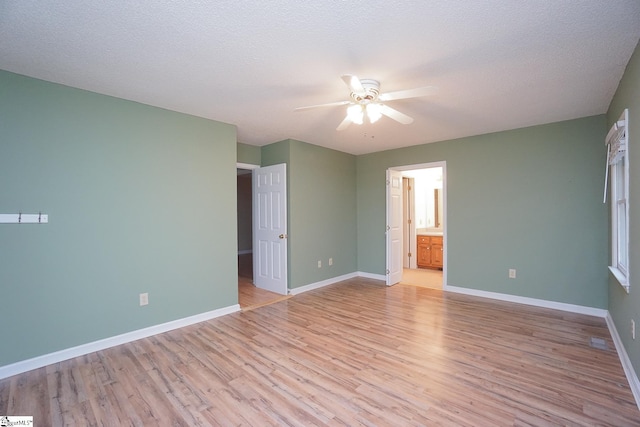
<box><xmin>417</xmin><ymin>235</ymin><xmax>443</xmax><ymax>269</ymax></box>
<box><xmin>417</xmin><ymin>236</ymin><xmax>430</xmax><ymax>267</ymax></box>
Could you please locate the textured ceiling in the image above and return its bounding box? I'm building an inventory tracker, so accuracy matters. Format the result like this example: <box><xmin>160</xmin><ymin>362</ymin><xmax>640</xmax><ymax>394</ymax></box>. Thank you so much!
<box><xmin>1</xmin><ymin>1</ymin><xmax>639</xmax><ymax>155</ymax></box>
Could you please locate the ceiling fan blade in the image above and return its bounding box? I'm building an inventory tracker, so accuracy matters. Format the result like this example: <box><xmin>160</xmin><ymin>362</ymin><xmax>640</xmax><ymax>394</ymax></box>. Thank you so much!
<box><xmin>341</xmin><ymin>74</ymin><xmax>366</xmax><ymax>96</ymax></box>
<box><xmin>378</xmin><ymin>86</ymin><xmax>437</xmax><ymax>102</ymax></box>
<box><xmin>336</xmin><ymin>115</ymin><xmax>352</xmax><ymax>131</ymax></box>
<box><xmin>380</xmin><ymin>105</ymin><xmax>414</xmax><ymax>125</ymax></box>
<box><xmin>294</xmin><ymin>100</ymin><xmax>350</xmax><ymax>111</ymax></box>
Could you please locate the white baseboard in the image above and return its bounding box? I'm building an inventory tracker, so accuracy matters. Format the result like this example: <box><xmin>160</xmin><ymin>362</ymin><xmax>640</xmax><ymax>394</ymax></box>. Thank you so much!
<box><xmin>237</xmin><ymin>250</ymin><xmax>252</xmax><ymax>255</ymax></box>
<box><xmin>606</xmin><ymin>312</ymin><xmax>640</xmax><ymax>410</ymax></box>
<box><xmin>289</xmin><ymin>272</ymin><xmax>359</xmax><ymax>295</ymax></box>
<box><xmin>0</xmin><ymin>304</ymin><xmax>240</xmax><ymax>380</ymax></box>
<box><xmin>357</xmin><ymin>271</ymin><xmax>387</xmax><ymax>281</ymax></box>
<box><xmin>289</xmin><ymin>271</ymin><xmax>389</xmax><ymax>295</ymax></box>
<box><xmin>444</xmin><ymin>285</ymin><xmax>608</xmax><ymax>318</ymax></box>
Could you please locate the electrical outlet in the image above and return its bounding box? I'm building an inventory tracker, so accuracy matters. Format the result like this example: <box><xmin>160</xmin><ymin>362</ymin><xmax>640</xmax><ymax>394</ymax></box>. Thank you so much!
<box><xmin>139</xmin><ymin>293</ymin><xmax>149</xmax><ymax>306</ymax></box>
<box><xmin>632</xmin><ymin>319</ymin><xmax>636</xmax><ymax>340</ymax></box>
<box><xmin>508</xmin><ymin>269</ymin><xmax>516</xmax><ymax>279</ymax></box>
<box><xmin>318</xmin><ymin>260</ymin><xmax>322</xmax><ymax>268</ymax></box>
<box><xmin>329</xmin><ymin>257</ymin><xmax>333</xmax><ymax>266</ymax></box>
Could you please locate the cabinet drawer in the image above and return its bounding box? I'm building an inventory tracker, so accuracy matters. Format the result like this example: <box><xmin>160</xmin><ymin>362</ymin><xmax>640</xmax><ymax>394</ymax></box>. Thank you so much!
<box><xmin>418</xmin><ymin>235</ymin><xmax>442</xmax><ymax>244</ymax></box>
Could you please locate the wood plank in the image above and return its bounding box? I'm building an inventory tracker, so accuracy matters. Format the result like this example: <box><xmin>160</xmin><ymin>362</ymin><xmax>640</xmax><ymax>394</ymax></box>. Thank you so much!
<box><xmin>238</xmin><ymin>279</ymin><xmax>291</xmax><ymax>311</ymax></box>
<box><xmin>0</xmin><ymin>278</ymin><xmax>638</xmax><ymax>425</ymax></box>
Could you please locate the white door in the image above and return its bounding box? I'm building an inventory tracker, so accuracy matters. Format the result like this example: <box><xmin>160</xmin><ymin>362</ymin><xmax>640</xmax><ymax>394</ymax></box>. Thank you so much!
<box><xmin>253</xmin><ymin>163</ymin><xmax>288</xmax><ymax>295</ymax></box>
<box><xmin>386</xmin><ymin>169</ymin><xmax>403</xmax><ymax>285</ymax></box>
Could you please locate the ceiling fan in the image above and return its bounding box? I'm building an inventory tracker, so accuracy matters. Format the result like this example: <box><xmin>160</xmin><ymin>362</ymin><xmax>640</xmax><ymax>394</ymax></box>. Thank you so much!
<box><xmin>295</xmin><ymin>75</ymin><xmax>437</xmax><ymax>131</ymax></box>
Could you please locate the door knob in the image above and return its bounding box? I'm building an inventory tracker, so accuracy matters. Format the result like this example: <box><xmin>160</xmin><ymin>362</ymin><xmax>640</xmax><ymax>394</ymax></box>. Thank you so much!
<box><xmin>279</xmin><ymin>234</ymin><xmax>287</xmax><ymax>239</ymax></box>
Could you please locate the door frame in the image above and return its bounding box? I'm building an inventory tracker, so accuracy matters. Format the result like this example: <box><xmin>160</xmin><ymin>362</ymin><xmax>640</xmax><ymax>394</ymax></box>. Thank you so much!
<box><xmin>386</xmin><ymin>161</ymin><xmax>447</xmax><ymax>289</ymax></box>
<box><xmin>403</xmin><ymin>177</ymin><xmax>417</xmax><ymax>269</ymax></box>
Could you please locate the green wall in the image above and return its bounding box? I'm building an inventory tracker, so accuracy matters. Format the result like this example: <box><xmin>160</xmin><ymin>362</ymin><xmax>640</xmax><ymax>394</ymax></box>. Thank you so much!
<box><xmin>237</xmin><ymin>142</ymin><xmax>261</xmax><ymax>165</ymax></box>
<box><xmin>0</xmin><ymin>70</ymin><xmax>238</xmax><ymax>367</ymax></box>
<box><xmin>262</xmin><ymin>139</ymin><xmax>357</xmax><ymax>289</ymax></box>
<box><xmin>608</xmin><ymin>40</ymin><xmax>640</xmax><ymax>377</ymax></box>
<box><xmin>357</xmin><ymin>116</ymin><xmax>608</xmax><ymax>308</ymax></box>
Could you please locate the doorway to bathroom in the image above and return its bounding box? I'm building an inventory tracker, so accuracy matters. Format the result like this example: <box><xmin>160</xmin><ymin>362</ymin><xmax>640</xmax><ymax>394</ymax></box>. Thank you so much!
<box><xmin>386</xmin><ymin>161</ymin><xmax>446</xmax><ymax>289</ymax></box>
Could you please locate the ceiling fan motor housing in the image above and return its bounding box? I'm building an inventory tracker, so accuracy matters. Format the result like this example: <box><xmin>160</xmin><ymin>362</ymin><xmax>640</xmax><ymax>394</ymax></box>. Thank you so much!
<box><xmin>350</xmin><ymin>79</ymin><xmax>380</xmax><ymax>104</ymax></box>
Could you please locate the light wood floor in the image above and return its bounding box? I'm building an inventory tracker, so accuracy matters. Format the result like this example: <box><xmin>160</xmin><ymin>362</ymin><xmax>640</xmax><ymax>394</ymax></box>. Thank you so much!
<box><xmin>400</xmin><ymin>268</ymin><xmax>442</xmax><ymax>289</ymax></box>
<box><xmin>1</xmin><ymin>277</ymin><xmax>638</xmax><ymax>425</ymax></box>
<box><xmin>238</xmin><ymin>253</ymin><xmax>289</xmax><ymax>310</ymax></box>
<box><xmin>238</xmin><ymin>278</ymin><xmax>290</xmax><ymax>311</ymax></box>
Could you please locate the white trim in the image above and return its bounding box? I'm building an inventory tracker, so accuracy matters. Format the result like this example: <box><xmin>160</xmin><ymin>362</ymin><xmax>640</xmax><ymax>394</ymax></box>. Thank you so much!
<box><xmin>606</xmin><ymin>312</ymin><xmax>640</xmax><ymax>410</ymax></box>
<box><xmin>0</xmin><ymin>304</ymin><xmax>240</xmax><ymax>380</ymax></box>
<box><xmin>236</xmin><ymin>162</ymin><xmax>260</xmax><ymax>170</ymax></box>
<box><xmin>289</xmin><ymin>271</ymin><xmax>388</xmax><ymax>295</ymax></box>
<box><xmin>289</xmin><ymin>273</ymin><xmax>358</xmax><ymax>295</ymax></box>
<box><xmin>444</xmin><ymin>285</ymin><xmax>608</xmax><ymax>318</ymax></box>
<box><xmin>238</xmin><ymin>249</ymin><xmax>253</xmax><ymax>255</ymax></box>
<box><xmin>357</xmin><ymin>271</ymin><xmax>387</xmax><ymax>281</ymax></box>
<box><xmin>609</xmin><ymin>266</ymin><xmax>630</xmax><ymax>293</ymax></box>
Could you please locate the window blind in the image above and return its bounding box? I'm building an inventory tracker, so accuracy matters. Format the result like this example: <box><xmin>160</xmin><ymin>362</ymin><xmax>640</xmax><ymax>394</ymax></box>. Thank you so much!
<box><xmin>603</xmin><ymin>109</ymin><xmax>628</xmax><ymax>203</ymax></box>
<box><xmin>607</xmin><ymin>118</ymin><xmax>627</xmax><ymax>165</ymax></box>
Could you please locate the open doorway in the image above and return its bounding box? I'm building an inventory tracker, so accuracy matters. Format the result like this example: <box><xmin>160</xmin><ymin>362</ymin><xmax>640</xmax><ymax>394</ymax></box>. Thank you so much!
<box><xmin>387</xmin><ymin>162</ymin><xmax>446</xmax><ymax>290</ymax></box>
<box><xmin>237</xmin><ymin>166</ymin><xmax>254</xmax><ymax>285</ymax></box>
<box><xmin>237</xmin><ymin>164</ymin><xmax>290</xmax><ymax>310</ymax></box>
<box><xmin>237</xmin><ymin>167</ymin><xmax>262</xmax><ymax>309</ymax></box>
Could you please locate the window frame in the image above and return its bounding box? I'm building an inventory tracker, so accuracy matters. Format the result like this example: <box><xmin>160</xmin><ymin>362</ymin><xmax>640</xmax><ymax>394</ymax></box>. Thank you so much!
<box><xmin>607</xmin><ymin>109</ymin><xmax>630</xmax><ymax>292</ymax></box>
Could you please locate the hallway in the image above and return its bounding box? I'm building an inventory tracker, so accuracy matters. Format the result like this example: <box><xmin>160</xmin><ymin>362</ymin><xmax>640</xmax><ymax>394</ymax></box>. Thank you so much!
<box><xmin>400</xmin><ymin>268</ymin><xmax>443</xmax><ymax>289</ymax></box>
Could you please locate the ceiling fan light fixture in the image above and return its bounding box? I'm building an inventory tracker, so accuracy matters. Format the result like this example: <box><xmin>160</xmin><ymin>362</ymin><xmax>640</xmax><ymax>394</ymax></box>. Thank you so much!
<box><xmin>366</xmin><ymin>103</ymin><xmax>383</xmax><ymax>123</ymax></box>
<box><xmin>347</xmin><ymin>104</ymin><xmax>364</xmax><ymax>125</ymax></box>
<box><xmin>295</xmin><ymin>74</ymin><xmax>436</xmax><ymax>130</ymax></box>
